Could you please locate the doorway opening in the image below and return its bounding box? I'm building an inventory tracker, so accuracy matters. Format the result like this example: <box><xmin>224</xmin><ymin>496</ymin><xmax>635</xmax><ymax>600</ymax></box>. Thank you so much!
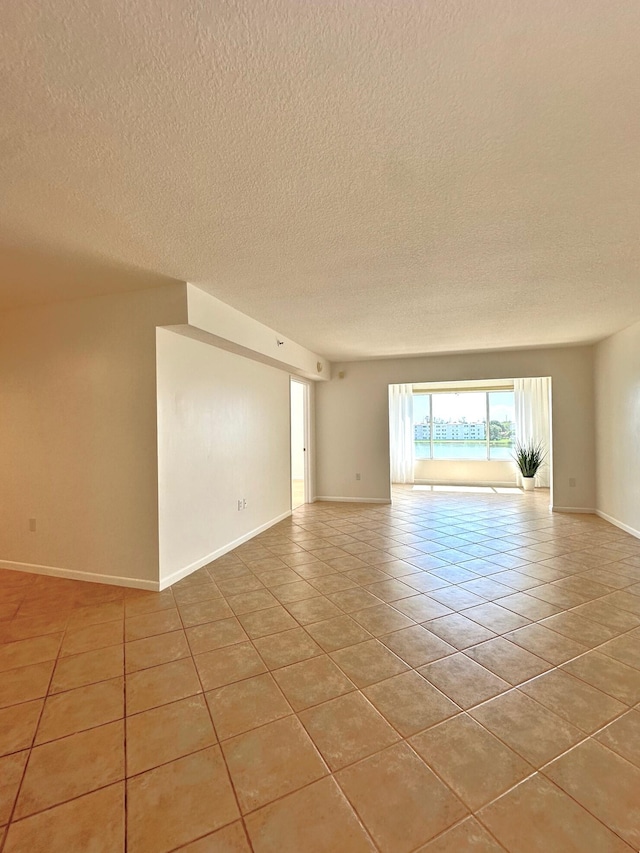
<box><xmin>290</xmin><ymin>378</ymin><xmax>310</xmax><ymax>509</ymax></box>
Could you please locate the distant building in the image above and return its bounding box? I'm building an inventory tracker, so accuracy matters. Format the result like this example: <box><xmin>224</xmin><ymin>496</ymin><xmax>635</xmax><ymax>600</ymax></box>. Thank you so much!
<box><xmin>414</xmin><ymin>421</ymin><xmax>487</xmax><ymax>440</ymax></box>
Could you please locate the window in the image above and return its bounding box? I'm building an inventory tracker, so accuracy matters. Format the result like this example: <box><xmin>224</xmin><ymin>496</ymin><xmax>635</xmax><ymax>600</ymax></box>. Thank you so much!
<box><xmin>413</xmin><ymin>389</ymin><xmax>515</xmax><ymax>460</ymax></box>
<box><xmin>488</xmin><ymin>390</ymin><xmax>516</xmax><ymax>460</ymax></box>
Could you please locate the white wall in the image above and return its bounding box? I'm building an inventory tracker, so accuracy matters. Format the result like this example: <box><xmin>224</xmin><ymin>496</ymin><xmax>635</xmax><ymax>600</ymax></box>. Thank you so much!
<box><xmin>595</xmin><ymin>320</ymin><xmax>640</xmax><ymax>536</ymax></box>
<box><xmin>0</xmin><ymin>284</ymin><xmax>187</xmax><ymax>587</ymax></box>
<box><xmin>186</xmin><ymin>284</ymin><xmax>330</xmax><ymax>381</ymax></box>
<box><xmin>156</xmin><ymin>329</ymin><xmax>292</xmax><ymax>587</ymax></box>
<box><xmin>316</xmin><ymin>346</ymin><xmax>595</xmax><ymax>510</ymax></box>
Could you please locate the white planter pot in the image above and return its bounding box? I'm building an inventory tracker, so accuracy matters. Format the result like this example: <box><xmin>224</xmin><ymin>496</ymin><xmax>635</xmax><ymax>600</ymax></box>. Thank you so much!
<box><xmin>522</xmin><ymin>476</ymin><xmax>535</xmax><ymax>491</ymax></box>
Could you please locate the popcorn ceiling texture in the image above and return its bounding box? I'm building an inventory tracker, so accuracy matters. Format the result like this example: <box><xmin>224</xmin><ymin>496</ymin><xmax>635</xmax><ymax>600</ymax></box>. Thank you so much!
<box><xmin>1</xmin><ymin>0</ymin><xmax>639</xmax><ymax>358</ymax></box>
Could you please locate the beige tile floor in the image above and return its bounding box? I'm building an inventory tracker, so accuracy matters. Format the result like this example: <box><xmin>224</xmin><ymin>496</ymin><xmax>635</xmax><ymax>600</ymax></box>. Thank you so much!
<box><xmin>1</xmin><ymin>486</ymin><xmax>640</xmax><ymax>851</ymax></box>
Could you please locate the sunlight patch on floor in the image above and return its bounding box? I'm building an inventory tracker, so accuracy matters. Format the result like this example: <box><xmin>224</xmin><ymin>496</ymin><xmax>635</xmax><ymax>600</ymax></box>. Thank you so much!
<box><xmin>412</xmin><ymin>484</ymin><xmax>523</xmax><ymax>494</ymax></box>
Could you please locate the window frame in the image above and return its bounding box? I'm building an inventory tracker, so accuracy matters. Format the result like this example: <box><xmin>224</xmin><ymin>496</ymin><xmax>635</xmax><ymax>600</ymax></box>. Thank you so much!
<box><xmin>413</xmin><ymin>388</ymin><xmax>515</xmax><ymax>462</ymax></box>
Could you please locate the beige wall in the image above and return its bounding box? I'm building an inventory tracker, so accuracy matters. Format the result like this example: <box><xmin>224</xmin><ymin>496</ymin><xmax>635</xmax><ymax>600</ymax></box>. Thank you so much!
<box><xmin>156</xmin><ymin>329</ymin><xmax>292</xmax><ymax>586</ymax></box>
<box><xmin>0</xmin><ymin>280</ymin><xmax>322</xmax><ymax>591</ymax></box>
<box><xmin>595</xmin><ymin>320</ymin><xmax>640</xmax><ymax>536</ymax></box>
<box><xmin>0</xmin><ymin>284</ymin><xmax>187</xmax><ymax>587</ymax></box>
<box><xmin>316</xmin><ymin>346</ymin><xmax>596</xmax><ymax>509</ymax></box>
<box><xmin>415</xmin><ymin>459</ymin><xmax>517</xmax><ymax>486</ymax></box>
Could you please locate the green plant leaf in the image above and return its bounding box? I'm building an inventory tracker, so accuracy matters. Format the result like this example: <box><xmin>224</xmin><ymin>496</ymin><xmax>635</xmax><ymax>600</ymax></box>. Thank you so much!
<box><xmin>512</xmin><ymin>441</ymin><xmax>547</xmax><ymax>477</ymax></box>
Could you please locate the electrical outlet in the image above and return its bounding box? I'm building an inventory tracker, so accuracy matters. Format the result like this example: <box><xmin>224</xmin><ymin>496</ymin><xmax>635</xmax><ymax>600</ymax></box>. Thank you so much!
<box><xmin>237</xmin><ymin>499</ymin><xmax>243</xmax><ymax>511</ymax></box>
<box><xmin>28</xmin><ymin>518</ymin><xmax>36</xmax><ymax>532</ymax></box>
<box><xmin>243</xmin><ymin>498</ymin><xmax>247</xmax><ymax>509</ymax></box>
<box><xmin>355</xmin><ymin>473</ymin><xmax>361</xmax><ymax>481</ymax></box>
<box><xmin>569</xmin><ymin>478</ymin><xmax>576</xmax><ymax>487</ymax></box>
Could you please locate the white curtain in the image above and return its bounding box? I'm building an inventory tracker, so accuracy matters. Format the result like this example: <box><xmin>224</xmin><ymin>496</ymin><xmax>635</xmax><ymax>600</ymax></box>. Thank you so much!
<box><xmin>514</xmin><ymin>377</ymin><xmax>551</xmax><ymax>487</ymax></box>
<box><xmin>389</xmin><ymin>384</ymin><xmax>415</xmax><ymax>484</ymax></box>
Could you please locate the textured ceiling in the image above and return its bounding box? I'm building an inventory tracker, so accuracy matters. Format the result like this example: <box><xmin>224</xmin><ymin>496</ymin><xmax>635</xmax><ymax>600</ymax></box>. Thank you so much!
<box><xmin>1</xmin><ymin>0</ymin><xmax>639</xmax><ymax>359</ymax></box>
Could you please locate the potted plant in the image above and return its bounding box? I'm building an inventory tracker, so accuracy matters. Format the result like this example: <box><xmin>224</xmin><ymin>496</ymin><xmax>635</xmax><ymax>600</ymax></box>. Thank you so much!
<box><xmin>513</xmin><ymin>441</ymin><xmax>546</xmax><ymax>491</ymax></box>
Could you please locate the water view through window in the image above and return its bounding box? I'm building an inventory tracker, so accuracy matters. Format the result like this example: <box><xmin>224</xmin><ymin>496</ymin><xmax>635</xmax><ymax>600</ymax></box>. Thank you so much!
<box><xmin>414</xmin><ymin>391</ymin><xmax>516</xmax><ymax>460</ymax></box>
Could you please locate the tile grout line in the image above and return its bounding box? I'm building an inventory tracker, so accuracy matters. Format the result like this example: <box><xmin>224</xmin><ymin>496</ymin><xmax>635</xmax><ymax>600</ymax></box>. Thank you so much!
<box><xmin>472</xmin><ymin>769</ymin><xmax>636</xmax><ymax>853</ymax></box>
<box><xmin>186</xmin><ymin>563</ymin><xmax>439</xmax><ymax>849</ymax></box>
<box><xmin>150</xmin><ymin>566</ymin><xmax>634</xmax><ymax>840</ymax></box>
<box><xmin>0</xmin><ymin>614</ymin><xmax>70</xmax><ymax>850</ymax></box>
<box><xmin>122</xmin><ymin>601</ymin><xmax>128</xmax><ymax>853</ymax></box>
<box><xmin>1</xmin><ymin>490</ymin><xmax>639</xmax><ymax>851</ymax></box>
<box><xmin>174</xmin><ymin>583</ymin><xmax>257</xmax><ymax>853</ymax></box>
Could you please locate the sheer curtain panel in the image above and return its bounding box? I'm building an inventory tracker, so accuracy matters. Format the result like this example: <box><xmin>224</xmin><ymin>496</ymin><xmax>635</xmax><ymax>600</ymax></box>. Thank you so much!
<box><xmin>389</xmin><ymin>384</ymin><xmax>415</xmax><ymax>484</ymax></box>
<box><xmin>514</xmin><ymin>377</ymin><xmax>551</xmax><ymax>487</ymax></box>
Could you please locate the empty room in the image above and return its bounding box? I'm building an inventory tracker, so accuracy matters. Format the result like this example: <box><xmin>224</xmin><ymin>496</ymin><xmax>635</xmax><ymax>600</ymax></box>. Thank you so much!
<box><xmin>1</xmin><ymin>2</ymin><xmax>640</xmax><ymax>852</ymax></box>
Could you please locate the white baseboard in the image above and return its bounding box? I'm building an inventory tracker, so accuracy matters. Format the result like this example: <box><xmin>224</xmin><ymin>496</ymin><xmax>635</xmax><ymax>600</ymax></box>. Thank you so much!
<box><xmin>314</xmin><ymin>496</ymin><xmax>391</xmax><ymax>504</ymax></box>
<box><xmin>414</xmin><ymin>479</ymin><xmax>517</xmax><ymax>488</ymax></box>
<box><xmin>159</xmin><ymin>509</ymin><xmax>293</xmax><ymax>590</ymax></box>
<box><xmin>0</xmin><ymin>559</ymin><xmax>159</xmax><ymax>590</ymax></box>
<box><xmin>596</xmin><ymin>509</ymin><xmax>640</xmax><ymax>540</ymax></box>
<box><xmin>552</xmin><ymin>506</ymin><xmax>597</xmax><ymax>514</ymax></box>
